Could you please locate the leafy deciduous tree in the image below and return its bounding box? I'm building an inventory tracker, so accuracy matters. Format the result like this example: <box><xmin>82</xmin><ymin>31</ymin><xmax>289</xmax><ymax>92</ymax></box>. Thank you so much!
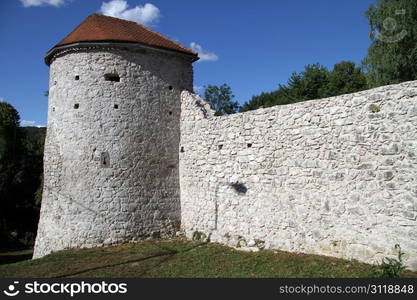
<box><xmin>363</xmin><ymin>0</ymin><xmax>417</xmax><ymax>87</ymax></box>
<box><xmin>0</xmin><ymin>101</ymin><xmax>45</xmax><ymax>248</ymax></box>
<box><xmin>203</xmin><ymin>84</ymin><xmax>240</xmax><ymax>116</ymax></box>
<box><xmin>0</xmin><ymin>101</ymin><xmax>21</xmax><ymax>245</ymax></box>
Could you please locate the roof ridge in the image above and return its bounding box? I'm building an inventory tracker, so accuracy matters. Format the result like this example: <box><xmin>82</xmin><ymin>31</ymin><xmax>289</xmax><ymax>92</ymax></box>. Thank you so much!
<box><xmin>92</xmin><ymin>13</ymin><xmax>137</xmax><ymax>25</ymax></box>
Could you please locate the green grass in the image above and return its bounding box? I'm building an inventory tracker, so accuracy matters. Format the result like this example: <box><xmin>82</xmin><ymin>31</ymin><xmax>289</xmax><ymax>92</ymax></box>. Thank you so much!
<box><xmin>0</xmin><ymin>239</ymin><xmax>416</xmax><ymax>278</ymax></box>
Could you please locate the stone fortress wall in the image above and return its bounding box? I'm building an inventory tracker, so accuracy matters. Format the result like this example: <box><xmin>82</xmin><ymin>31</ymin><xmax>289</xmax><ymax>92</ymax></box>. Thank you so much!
<box><xmin>33</xmin><ymin>46</ymin><xmax>193</xmax><ymax>258</ymax></box>
<box><xmin>179</xmin><ymin>80</ymin><xmax>417</xmax><ymax>270</ymax></box>
<box><xmin>33</xmin><ymin>39</ymin><xmax>417</xmax><ymax>270</ymax></box>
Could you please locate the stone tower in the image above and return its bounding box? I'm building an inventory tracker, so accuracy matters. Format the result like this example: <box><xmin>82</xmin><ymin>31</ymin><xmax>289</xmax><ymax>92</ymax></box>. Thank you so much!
<box><xmin>33</xmin><ymin>14</ymin><xmax>198</xmax><ymax>258</ymax></box>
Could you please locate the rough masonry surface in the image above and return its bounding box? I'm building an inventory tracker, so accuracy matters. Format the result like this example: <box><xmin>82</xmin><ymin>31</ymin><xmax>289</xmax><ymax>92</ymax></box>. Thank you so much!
<box><xmin>34</xmin><ymin>43</ymin><xmax>417</xmax><ymax>271</ymax></box>
<box><xmin>33</xmin><ymin>46</ymin><xmax>193</xmax><ymax>258</ymax></box>
<box><xmin>180</xmin><ymin>81</ymin><xmax>417</xmax><ymax>270</ymax></box>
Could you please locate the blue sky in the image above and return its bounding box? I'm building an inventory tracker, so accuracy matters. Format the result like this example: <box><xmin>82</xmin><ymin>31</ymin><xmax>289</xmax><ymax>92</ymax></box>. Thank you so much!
<box><xmin>1</xmin><ymin>0</ymin><xmax>375</xmax><ymax>127</ymax></box>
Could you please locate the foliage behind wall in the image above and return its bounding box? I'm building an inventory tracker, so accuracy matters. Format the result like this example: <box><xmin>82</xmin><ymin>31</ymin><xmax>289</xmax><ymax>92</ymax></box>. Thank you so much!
<box><xmin>0</xmin><ymin>101</ymin><xmax>45</xmax><ymax>249</ymax></box>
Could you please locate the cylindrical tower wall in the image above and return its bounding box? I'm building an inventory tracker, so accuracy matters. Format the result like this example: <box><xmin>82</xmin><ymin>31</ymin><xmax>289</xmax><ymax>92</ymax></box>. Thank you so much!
<box><xmin>34</xmin><ymin>46</ymin><xmax>193</xmax><ymax>258</ymax></box>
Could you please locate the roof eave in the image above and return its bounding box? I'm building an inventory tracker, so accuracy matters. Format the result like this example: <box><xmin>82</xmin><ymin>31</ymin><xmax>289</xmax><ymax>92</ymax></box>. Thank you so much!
<box><xmin>45</xmin><ymin>41</ymin><xmax>199</xmax><ymax>66</ymax></box>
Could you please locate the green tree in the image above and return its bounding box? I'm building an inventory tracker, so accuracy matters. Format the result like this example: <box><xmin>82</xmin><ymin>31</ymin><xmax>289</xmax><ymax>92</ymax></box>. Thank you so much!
<box><xmin>240</xmin><ymin>61</ymin><xmax>367</xmax><ymax>112</ymax></box>
<box><xmin>239</xmin><ymin>91</ymin><xmax>278</xmax><ymax>112</ymax></box>
<box><xmin>363</xmin><ymin>0</ymin><xmax>417</xmax><ymax>87</ymax></box>
<box><xmin>240</xmin><ymin>64</ymin><xmax>330</xmax><ymax>112</ymax></box>
<box><xmin>0</xmin><ymin>102</ymin><xmax>20</xmax><ymax>158</ymax></box>
<box><xmin>203</xmin><ymin>84</ymin><xmax>240</xmax><ymax>116</ymax></box>
<box><xmin>0</xmin><ymin>101</ymin><xmax>45</xmax><ymax>248</ymax></box>
<box><xmin>0</xmin><ymin>101</ymin><xmax>21</xmax><ymax>244</ymax></box>
<box><xmin>324</xmin><ymin>61</ymin><xmax>368</xmax><ymax>97</ymax></box>
<box><xmin>289</xmin><ymin>63</ymin><xmax>330</xmax><ymax>101</ymax></box>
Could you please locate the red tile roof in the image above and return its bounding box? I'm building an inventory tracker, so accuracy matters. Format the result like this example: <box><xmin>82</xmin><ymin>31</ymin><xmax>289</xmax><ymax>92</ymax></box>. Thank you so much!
<box><xmin>52</xmin><ymin>14</ymin><xmax>197</xmax><ymax>57</ymax></box>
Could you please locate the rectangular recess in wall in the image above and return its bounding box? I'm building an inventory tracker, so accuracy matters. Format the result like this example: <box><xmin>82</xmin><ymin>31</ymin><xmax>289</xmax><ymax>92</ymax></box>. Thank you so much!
<box><xmin>100</xmin><ymin>152</ymin><xmax>110</xmax><ymax>168</ymax></box>
<box><xmin>104</xmin><ymin>73</ymin><xmax>120</xmax><ymax>82</ymax></box>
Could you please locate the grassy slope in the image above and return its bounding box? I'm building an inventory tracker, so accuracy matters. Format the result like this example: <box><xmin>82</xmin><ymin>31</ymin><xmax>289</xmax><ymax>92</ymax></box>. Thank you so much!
<box><xmin>0</xmin><ymin>239</ymin><xmax>416</xmax><ymax>278</ymax></box>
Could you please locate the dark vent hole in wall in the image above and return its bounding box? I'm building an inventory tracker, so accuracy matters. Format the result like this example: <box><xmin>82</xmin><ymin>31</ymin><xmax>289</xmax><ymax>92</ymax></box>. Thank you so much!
<box><xmin>247</xmin><ymin>143</ymin><xmax>252</xmax><ymax>148</ymax></box>
<box><xmin>180</xmin><ymin>146</ymin><xmax>184</xmax><ymax>153</ymax></box>
<box><xmin>75</xmin><ymin>75</ymin><xmax>79</xmax><ymax>80</ymax></box>
<box><xmin>114</xmin><ymin>104</ymin><xmax>119</xmax><ymax>109</ymax></box>
<box><xmin>168</xmin><ymin>85</ymin><xmax>173</xmax><ymax>90</ymax></box>
<box><xmin>104</xmin><ymin>73</ymin><xmax>120</xmax><ymax>82</ymax></box>
<box><xmin>218</xmin><ymin>145</ymin><xmax>223</xmax><ymax>150</ymax></box>
<box><xmin>169</xmin><ymin>111</ymin><xmax>172</xmax><ymax>115</ymax></box>
<box><xmin>230</xmin><ymin>182</ymin><xmax>248</xmax><ymax>194</ymax></box>
<box><xmin>100</xmin><ymin>152</ymin><xmax>110</xmax><ymax>168</ymax></box>
<box><xmin>74</xmin><ymin>103</ymin><xmax>79</xmax><ymax>109</ymax></box>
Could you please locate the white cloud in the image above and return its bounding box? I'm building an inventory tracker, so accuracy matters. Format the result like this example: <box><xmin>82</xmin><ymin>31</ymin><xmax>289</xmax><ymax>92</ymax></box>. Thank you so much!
<box><xmin>190</xmin><ymin>42</ymin><xmax>218</xmax><ymax>62</ymax></box>
<box><xmin>21</xmin><ymin>120</ymin><xmax>46</xmax><ymax>127</ymax></box>
<box><xmin>100</xmin><ymin>0</ymin><xmax>160</xmax><ymax>26</ymax></box>
<box><xmin>20</xmin><ymin>0</ymin><xmax>66</xmax><ymax>7</ymax></box>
